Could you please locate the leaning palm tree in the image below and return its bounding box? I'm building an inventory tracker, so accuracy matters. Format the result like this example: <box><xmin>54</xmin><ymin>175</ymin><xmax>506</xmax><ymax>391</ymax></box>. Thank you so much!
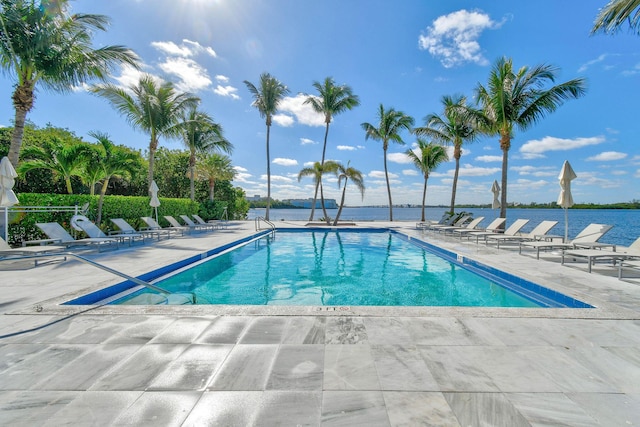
<box><xmin>591</xmin><ymin>0</ymin><xmax>640</xmax><ymax>34</ymax></box>
<box><xmin>85</xmin><ymin>131</ymin><xmax>141</xmax><ymax>224</ymax></box>
<box><xmin>177</xmin><ymin>107</ymin><xmax>232</xmax><ymax>201</ymax></box>
<box><xmin>0</xmin><ymin>0</ymin><xmax>139</xmax><ymax>167</ymax></box>
<box><xmin>405</xmin><ymin>139</ymin><xmax>449</xmax><ymax>222</ymax></box>
<box><xmin>304</xmin><ymin>77</ymin><xmax>360</xmax><ymax>220</ymax></box>
<box><xmin>195</xmin><ymin>153</ymin><xmax>236</xmax><ymax>201</ymax></box>
<box><xmin>91</xmin><ymin>74</ymin><xmax>199</xmax><ymax>191</ymax></box>
<box><xmin>297</xmin><ymin>161</ymin><xmax>339</xmax><ymax>223</ymax></box>
<box><xmin>361</xmin><ymin>104</ymin><xmax>414</xmax><ymax>221</ymax></box>
<box><xmin>244</xmin><ymin>73</ymin><xmax>289</xmax><ymax>221</ymax></box>
<box><xmin>414</xmin><ymin>95</ymin><xmax>478</xmax><ymax>214</ymax></box>
<box><xmin>18</xmin><ymin>138</ymin><xmax>92</xmax><ymax>194</ymax></box>
<box><xmin>333</xmin><ymin>161</ymin><xmax>365</xmax><ymax>226</ymax></box>
<box><xmin>474</xmin><ymin>56</ymin><xmax>586</xmax><ymax>219</ymax></box>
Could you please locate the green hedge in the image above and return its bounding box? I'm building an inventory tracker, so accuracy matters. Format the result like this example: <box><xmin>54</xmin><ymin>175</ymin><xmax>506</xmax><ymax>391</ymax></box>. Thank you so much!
<box><xmin>6</xmin><ymin>193</ymin><xmax>199</xmax><ymax>246</ymax></box>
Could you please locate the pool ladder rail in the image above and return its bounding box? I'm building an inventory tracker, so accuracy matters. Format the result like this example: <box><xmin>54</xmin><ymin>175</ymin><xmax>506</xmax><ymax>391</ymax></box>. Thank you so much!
<box><xmin>255</xmin><ymin>216</ymin><xmax>276</xmax><ymax>238</ymax></box>
<box><xmin>2</xmin><ymin>252</ymin><xmax>196</xmax><ymax>305</ymax></box>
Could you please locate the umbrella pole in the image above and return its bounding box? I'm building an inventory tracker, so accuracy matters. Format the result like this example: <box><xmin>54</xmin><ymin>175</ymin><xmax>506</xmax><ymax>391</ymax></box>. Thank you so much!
<box><xmin>564</xmin><ymin>207</ymin><xmax>568</xmax><ymax>242</ymax></box>
<box><xmin>2</xmin><ymin>207</ymin><xmax>7</xmax><ymax>241</ymax></box>
<box><xmin>155</xmin><ymin>207</ymin><xmax>158</xmax><ymax>224</ymax></box>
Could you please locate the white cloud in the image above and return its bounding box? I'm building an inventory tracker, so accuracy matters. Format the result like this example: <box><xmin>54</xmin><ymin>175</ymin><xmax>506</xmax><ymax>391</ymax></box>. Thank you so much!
<box><xmin>611</xmin><ymin>170</ymin><xmax>628</xmax><ymax>175</ymax></box>
<box><xmin>586</xmin><ymin>151</ymin><xmax>627</xmax><ymax>161</ymax></box>
<box><xmin>151</xmin><ymin>39</ymin><xmax>217</xmax><ymax>58</ymax></box>
<box><xmin>431</xmin><ymin>163</ymin><xmax>500</xmax><ymax>178</ymax></box>
<box><xmin>475</xmin><ymin>155</ymin><xmax>502</xmax><ymax>162</ymax></box>
<box><xmin>272</xmin><ymin>158</ymin><xmax>299</xmax><ymax>166</ymax></box>
<box><xmin>303</xmin><ymin>161</ymin><xmax>316</xmax><ymax>167</ymax></box>
<box><xmin>519</xmin><ymin>136</ymin><xmax>606</xmax><ymax>158</ymax></box>
<box><xmin>403</xmin><ymin>169</ymin><xmax>419</xmax><ymax>176</ymax></box>
<box><xmin>261</xmin><ymin>174</ymin><xmax>294</xmax><ymax>183</ymax></box>
<box><xmin>215</xmin><ymin>75</ymin><xmax>229</xmax><ymax>83</ymax></box>
<box><xmin>300</xmin><ymin>138</ymin><xmax>318</xmax><ymax>145</ymax></box>
<box><xmin>369</xmin><ymin>170</ymin><xmax>399</xmax><ymax>179</ymax></box>
<box><xmin>510</xmin><ymin>165</ymin><xmax>557</xmax><ymax>177</ymax></box>
<box><xmin>234</xmin><ymin>166</ymin><xmax>248</xmax><ymax>172</ymax></box>
<box><xmin>213</xmin><ymin>84</ymin><xmax>240</xmax><ymax>100</ymax></box>
<box><xmin>337</xmin><ymin>145</ymin><xmax>357</xmax><ymax>151</ymax></box>
<box><xmin>113</xmin><ymin>64</ymin><xmax>150</xmax><ymax>89</ymax></box>
<box><xmin>157</xmin><ymin>57</ymin><xmax>212</xmax><ymax>92</ymax></box>
<box><xmin>577</xmin><ymin>54</ymin><xmax>609</xmax><ymax>73</ymax></box>
<box><xmin>272</xmin><ymin>114</ymin><xmax>295</xmax><ymax>127</ymax></box>
<box><xmin>418</xmin><ymin>9</ymin><xmax>504</xmax><ymax>68</ymax></box>
<box><xmin>277</xmin><ymin>94</ymin><xmax>325</xmax><ymax>127</ymax></box>
<box><xmin>388</xmin><ymin>152</ymin><xmax>412</xmax><ymax>164</ymax></box>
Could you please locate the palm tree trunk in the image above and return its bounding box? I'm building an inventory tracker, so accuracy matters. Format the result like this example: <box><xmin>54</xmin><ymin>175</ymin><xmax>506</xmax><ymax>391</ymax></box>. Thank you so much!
<box><xmin>421</xmin><ymin>177</ymin><xmax>427</xmax><ymax>222</ymax></box>
<box><xmin>384</xmin><ymin>148</ymin><xmax>393</xmax><ymax>221</ymax></box>
<box><xmin>189</xmin><ymin>166</ymin><xmax>196</xmax><ymax>201</ymax></box>
<box><xmin>333</xmin><ymin>180</ymin><xmax>348</xmax><ymax>226</ymax></box>
<box><xmin>319</xmin><ymin>122</ymin><xmax>330</xmax><ymax>216</ymax></box>
<box><xmin>309</xmin><ymin>181</ymin><xmax>319</xmax><ymax>221</ymax></box>
<box><xmin>450</xmin><ymin>146</ymin><xmax>461</xmax><ymax>214</ymax></box>
<box><xmin>65</xmin><ymin>178</ymin><xmax>73</xmax><ymax>194</ymax></box>
<box><xmin>500</xmin><ymin>146</ymin><xmax>508</xmax><ymax>219</ymax></box>
<box><xmin>8</xmin><ymin>107</ymin><xmax>29</xmax><ymax>167</ymax></box>
<box><xmin>148</xmin><ymin>137</ymin><xmax>158</xmax><ymax>195</ymax></box>
<box><xmin>265</xmin><ymin>124</ymin><xmax>271</xmax><ymax>221</ymax></box>
<box><xmin>209</xmin><ymin>178</ymin><xmax>216</xmax><ymax>201</ymax></box>
<box><xmin>320</xmin><ymin>181</ymin><xmax>330</xmax><ymax>224</ymax></box>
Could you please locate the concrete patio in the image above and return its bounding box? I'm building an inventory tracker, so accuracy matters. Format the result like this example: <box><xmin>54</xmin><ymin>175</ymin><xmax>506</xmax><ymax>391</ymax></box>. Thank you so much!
<box><xmin>0</xmin><ymin>221</ymin><xmax>639</xmax><ymax>426</ymax></box>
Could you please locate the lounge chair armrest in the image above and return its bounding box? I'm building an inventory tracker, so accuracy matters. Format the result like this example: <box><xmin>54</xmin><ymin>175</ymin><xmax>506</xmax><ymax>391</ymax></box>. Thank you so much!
<box><xmin>23</xmin><ymin>238</ymin><xmax>62</xmax><ymax>247</ymax></box>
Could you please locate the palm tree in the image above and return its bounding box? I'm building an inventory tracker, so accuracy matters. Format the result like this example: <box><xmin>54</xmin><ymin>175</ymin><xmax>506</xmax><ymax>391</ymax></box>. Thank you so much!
<box><xmin>18</xmin><ymin>138</ymin><xmax>92</xmax><ymax>194</ymax></box>
<box><xmin>297</xmin><ymin>161</ymin><xmax>339</xmax><ymax>223</ymax></box>
<box><xmin>304</xmin><ymin>77</ymin><xmax>360</xmax><ymax>220</ymax></box>
<box><xmin>405</xmin><ymin>139</ymin><xmax>449</xmax><ymax>222</ymax></box>
<box><xmin>244</xmin><ymin>73</ymin><xmax>289</xmax><ymax>221</ymax></box>
<box><xmin>333</xmin><ymin>161</ymin><xmax>365</xmax><ymax>226</ymax></box>
<box><xmin>361</xmin><ymin>104</ymin><xmax>414</xmax><ymax>221</ymax></box>
<box><xmin>195</xmin><ymin>153</ymin><xmax>236</xmax><ymax>201</ymax></box>
<box><xmin>591</xmin><ymin>0</ymin><xmax>640</xmax><ymax>34</ymax></box>
<box><xmin>177</xmin><ymin>107</ymin><xmax>232</xmax><ymax>201</ymax></box>
<box><xmin>85</xmin><ymin>131</ymin><xmax>141</xmax><ymax>224</ymax></box>
<box><xmin>474</xmin><ymin>56</ymin><xmax>586</xmax><ymax>219</ymax></box>
<box><xmin>0</xmin><ymin>0</ymin><xmax>139</xmax><ymax>167</ymax></box>
<box><xmin>91</xmin><ymin>74</ymin><xmax>199</xmax><ymax>191</ymax></box>
<box><xmin>413</xmin><ymin>95</ymin><xmax>478</xmax><ymax>214</ymax></box>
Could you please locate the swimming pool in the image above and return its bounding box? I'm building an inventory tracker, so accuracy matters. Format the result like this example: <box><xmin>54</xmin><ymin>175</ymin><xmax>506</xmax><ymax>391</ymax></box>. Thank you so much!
<box><xmin>66</xmin><ymin>229</ymin><xmax>591</xmax><ymax>308</ymax></box>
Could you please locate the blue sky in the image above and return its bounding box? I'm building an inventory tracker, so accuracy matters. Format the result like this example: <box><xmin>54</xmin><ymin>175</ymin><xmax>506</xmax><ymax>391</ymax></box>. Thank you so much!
<box><xmin>1</xmin><ymin>0</ymin><xmax>639</xmax><ymax>206</ymax></box>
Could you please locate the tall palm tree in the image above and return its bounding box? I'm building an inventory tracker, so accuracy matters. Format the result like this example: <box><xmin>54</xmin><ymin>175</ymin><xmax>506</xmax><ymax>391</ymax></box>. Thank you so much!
<box><xmin>177</xmin><ymin>107</ymin><xmax>232</xmax><ymax>201</ymax></box>
<box><xmin>405</xmin><ymin>139</ymin><xmax>449</xmax><ymax>222</ymax></box>
<box><xmin>244</xmin><ymin>73</ymin><xmax>289</xmax><ymax>221</ymax></box>
<box><xmin>0</xmin><ymin>0</ymin><xmax>139</xmax><ymax>167</ymax></box>
<box><xmin>361</xmin><ymin>104</ymin><xmax>414</xmax><ymax>221</ymax></box>
<box><xmin>18</xmin><ymin>138</ymin><xmax>92</xmax><ymax>194</ymax></box>
<box><xmin>591</xmin><ymin>0</ymin><xmax>640</xmax><ymax>34</ymax></box>
<box><xmin>333</xmin><ymin>161</ymin><xmax>365</xmax><ymax>226</ymax></box>
<box><xmin>414</xmin><ymin>95</ymin><xmax>478</xmax><ymax>214</ymax></box>
<box><xmin>304</xmin><ymin>77</ymin><xmax>360</xmax><ymax>220</ymax></box>
<box><xmin>91</xmin><ymin>74</ymin><xmax>199</xmax><ymax>191</ymax></box>
<box><xmin>474</xmin><ymin>56</ymin><xmax>586</xmax><ymax>219</ymax></box>
<box><xmin>85</xmin><ymin>131</ymin><xmax>141</xmax><ymax>224</ymax></box>
<box><xmin>195</xmin><ymin>153</ymin><xmax>236</xmax><ymax>201</ymax></box>
<box><xmin>297</xmin><ymin>161</ymin><xmax>339</xmax><ymax>223</ymax></box>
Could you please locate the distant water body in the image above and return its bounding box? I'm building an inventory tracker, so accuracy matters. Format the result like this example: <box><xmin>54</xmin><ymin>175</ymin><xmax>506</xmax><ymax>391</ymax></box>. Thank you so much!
<box><xmin>248</xmin><ymin>207</ymin><xmax>640</xmax><ymax>247</ymax></box>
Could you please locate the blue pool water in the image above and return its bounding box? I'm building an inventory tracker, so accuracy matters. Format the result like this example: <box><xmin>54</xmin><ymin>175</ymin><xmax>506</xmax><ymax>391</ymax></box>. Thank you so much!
<box><xmin>96</xmin><ymin>230</ymin><xmax>591</xmax><ymax>308</ymax></box>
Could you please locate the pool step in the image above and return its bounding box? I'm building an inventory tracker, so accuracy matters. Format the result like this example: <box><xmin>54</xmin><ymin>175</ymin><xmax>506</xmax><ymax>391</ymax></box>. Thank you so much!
<box><xmin>121</xmin><ymin>293</ymin><xmax>195</xmax><ymax>305</ymax></box>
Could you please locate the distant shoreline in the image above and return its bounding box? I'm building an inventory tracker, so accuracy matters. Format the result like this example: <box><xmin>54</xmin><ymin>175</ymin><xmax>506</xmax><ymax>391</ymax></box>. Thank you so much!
<box><xmin>262</xmin><ymin>205</ymin><xmax>640</xmax><ymax>210</ymax></box>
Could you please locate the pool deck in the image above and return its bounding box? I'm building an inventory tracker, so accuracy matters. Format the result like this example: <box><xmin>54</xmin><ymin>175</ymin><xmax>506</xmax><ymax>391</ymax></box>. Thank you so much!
<box><xmin>0</xmin><ymin>220</ymin><xmax>639</xmax><ymax>426</ymax></box>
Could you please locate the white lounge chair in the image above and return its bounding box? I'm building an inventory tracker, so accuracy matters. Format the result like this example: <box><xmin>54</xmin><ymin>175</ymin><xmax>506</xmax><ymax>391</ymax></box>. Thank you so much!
<box><xmin>618</xmin><ymin>259</ymin><xmax>640</xmax><ymax>279</ymax></box>
<box><xmin>179</xmin><ymin>215</ymin><xmax>216</xmax><ymax>231</ymax></box>
<box><xmin>562</xmin><ymin>236</ymin><xmax>640</xmax><ymax>273</ymax></box>
<box><xmin>519</xmin><ymin>223</ymin><xmax>613</xmax><ymax>259</ymax></box>
<box><xmin>465</xmin><ymin>219</ymin><xmax>529</xmax><ymax>244</ymax></box>
<box><xmin>486</xmin><ymin>220</ymin><xmax>558</xmax><ymax>249</ymax></box>
<box><xmin>71</xmin><ymin>215</ymin><xmax>145</xmax><ymax>246</ymax></box>
<box><xmin>141</xmin><ymin>216</ymin><xmax>185</xmax><ymax>237</ymax></box>
<box><xmin>428</xmin><ymin>215</ymin><xmax>471</xmax><ymax>233</ymax></box>
<box><xmin>36</xmin><ymin>222</ymin><xmax>119</xmax><ymax>252</ymax></box>
<box><xmin>193</xmin><ymin>214</ymin><xmax>226</xmax><ymax>229</ymax></box>
<box><xmin>453</xmin><ymin>217</ymin><xmax>506</xmax><ymax>238</ymax></box>
<box><xmin>111</xmin><ymin>218</ymin><xmax>172</xmax><ymax>241</ymax></box>
<box><xmin>441</xmin><ymin>216</ymin><xmax>485</xmax><ymax>235</ymax></box>
<box><xmin>163</xmin><ymin>215</ymin><xmax>201</xmax><ymax>234</ymax></box>
<box><xmin>0</xmin><ymin>236</ymin><xmax>67</xmax><ymax>265</ymax></box>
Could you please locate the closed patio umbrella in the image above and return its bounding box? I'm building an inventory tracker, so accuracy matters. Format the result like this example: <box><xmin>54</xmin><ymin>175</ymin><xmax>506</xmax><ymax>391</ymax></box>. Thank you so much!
<box><xmin>557</xmin><ymin>160</ymin><xmax>577</xmax><ymax>242</ymax></box>
<box><xmin>149</xmin><ymin>180</ymin><xmax>161</xmax><ymax>223</ymax></box>
<box><xmin>0</xmin><ymin>157</ymin><xmax>19</xmax><ymax>241</ymax></box>
<box><xmin>491</xmin><ymin>180</ymin><xmax>501</xmax><ymax>209</ymax></box>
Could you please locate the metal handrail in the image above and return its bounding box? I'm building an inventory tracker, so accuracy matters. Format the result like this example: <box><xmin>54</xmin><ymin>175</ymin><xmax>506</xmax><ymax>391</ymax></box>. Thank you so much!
<box><xmin>254</xmin><ymin>216</ymin><xmax>276</xmax><ymax>237</ymax></box>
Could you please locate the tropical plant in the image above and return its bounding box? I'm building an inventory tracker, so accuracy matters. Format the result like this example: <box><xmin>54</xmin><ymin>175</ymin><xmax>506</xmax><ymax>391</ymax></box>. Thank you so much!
<box><xmin>297</xmin><ymin>160</ymin><xmax>340</xmax><ymax>223</ymax></box>
<box><xmin>91</xmin><ymin>74</ymin><xmax>199</xmax><ymax>191</ymax></box>
<box><xmin>195</xmin><ymin>153</ymin><xmax>236</xmax><ymax>201</ymax></box>
<box><xmin>177</xmin><ymin>107</ymin><xmax>232</xmax><ymax>201</ymax></box>
<box><xmin>361</xmin><ymin>104</ymin><xmax>414</xmax><ymax>221</ymax></box>
<box><xmin>333</xmin><ymin>161</ymin><xmax>365</xmax><ymax>226</ymax></box>
<box><xmin>0</xmin><ymin>0</ymin><xmax>139</xmax><ymax>167</ymax></box>
<box><xmin>17</xmin><ymin>138</ymin><xmax>92</xmax><ymax>194</ymax></box>
<box><xmin>474</xmin><ymin>56</ymin><xmax>586</xmax><ymax>219</ymax></box>
<box><xmin>85</xmin><ymin>131</ymin><xmax>142</xmax><ymax>224</ymax></box>
<box><xmin>405</xmin><ymin>139</ymin><xmax>449</xmax><ymax>222</ymax></box>
<box><xmin>304</xmin><ymin>77</ymin><xmax>360</xmax><ymax>220</ymax></box>
<box><xmin>591</xmin><ymin>0</ymin><xmax>640</xmax><ymax>34</ymax></box>
<box><xmin>244</xmin><ymin>72</ymin><xmax>289</xmax><ymax>220</ymax></box>
<box><xmin>413</xmin><ymin>95</ymin><xmax>478</xmax><ymax>214</ymax></box>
